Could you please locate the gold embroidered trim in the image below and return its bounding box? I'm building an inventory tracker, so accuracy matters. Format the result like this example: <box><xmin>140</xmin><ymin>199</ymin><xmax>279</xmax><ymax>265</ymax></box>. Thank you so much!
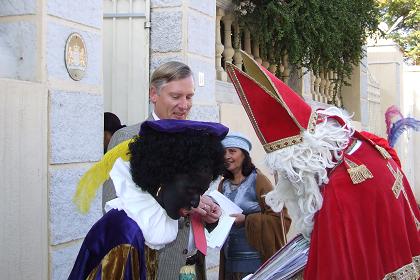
<box><xmin>145</xmin><ymin>246</ymin><xmax>158</xmax><ymax>280</ymax></box>
<box><xmin>241</xmin><ymin>50</ymin><xmax>314</xmax><ymax>132</ymax></box>
<box><xmin>375</xmin><ymin>144</ymin><xmax>392</xmax><ymax>159</ymax></box>
<box><xmin>262</xmin><ymin>111</ymin><xmax>317</xmax><ymax>152</ymax></box>
<box><xmin>387</xmin><ymin>162</ymin><xmax>404</xmax><ymax>198</ymax></box>
<box><xmin>383</xmin><ymin>256</ymin><xmax>420</xmax><ymax>280</ymax></box>
<box><xmin>228</xmin><ymin>52</ymin><xmax>318</xmax><ymax>128</ymax></box>
<box><xmin>87</xmin><ymin>244</ymin><xmax>141</xmax><ymax>280</ymax></box>
<box><xmin>226</xmin><ymin>61</ymin><xmax>318</xmax><ymax>152</ymax></box>
<box><xmin>263</xmin><ymin>134</ymin><xmax>304</xmax><ymax>152</ymax></box>
<box><xmin>401</xmin><ymin>187</ymin><xmax>420</xmax><ymax>230</ymax></box>
<box><xmin>345</xmin><ymin>158</ymin><xmax>373</xmax><ymax>184</ymax></box>
<box><xmin>226</xmin><ymin>63</ymin><xmax>269</xmax><ymax>146</ymax></box>
<box><xmin>387</xmin><ymin>163</ymin><xmax>420</xmax><ymax>230</ymax></box>
<box><xmin>363</xmin><ymin>137</ymin><xmax>393</xmax><ymax>160</ymax></box>
<box><xmin>307</xmin><ymin>111</ymin><xmax>318</xmax><ymax>134</ymax></box>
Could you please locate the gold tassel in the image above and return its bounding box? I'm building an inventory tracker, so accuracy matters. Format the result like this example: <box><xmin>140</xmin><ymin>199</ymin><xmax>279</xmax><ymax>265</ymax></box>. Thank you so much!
<box><xmin>345</xmin><ymin>158</ymin><xmax>373</xmax><ymax>184</ymax></box>
<box><xmin>73</xmin><ymin>138</ymin><xmax>134</xmax><ymax>213</ymax></box>
<box><xmin>374</xmin><ymin>144</ymin><xmax>392</xmax><ymax>160</ymax></box>
<box><xmin>179</xmin><ymin>265</ymin><xmax>196</xmax><ymax>280</ymax></box>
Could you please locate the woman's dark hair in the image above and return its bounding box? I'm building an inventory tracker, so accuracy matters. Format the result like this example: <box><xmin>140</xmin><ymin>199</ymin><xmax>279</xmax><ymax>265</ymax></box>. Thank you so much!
<box><xmin>129</xmin><ymin>129</ymin><xmax>225</xmax><ymax>195</ymax></box>
<box><xmin>104</xmin><ymin>112</ymin><xmax>126</xmax><ymax>134</ymax></box>
<box><xmin>222</xmin><ymin>149</ymin><xmax>256</xmax><ymax>180</ymax></box>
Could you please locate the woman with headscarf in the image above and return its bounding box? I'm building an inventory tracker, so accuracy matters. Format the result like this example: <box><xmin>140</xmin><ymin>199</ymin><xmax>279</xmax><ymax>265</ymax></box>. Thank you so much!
<box><xmin>218</xmin><ymin>132</ymin><xmax>291</xmax><ymax>280</ymax></box>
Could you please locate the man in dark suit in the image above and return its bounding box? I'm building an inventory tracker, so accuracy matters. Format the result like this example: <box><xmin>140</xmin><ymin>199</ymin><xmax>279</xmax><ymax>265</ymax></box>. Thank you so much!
<box><xmin>103</xmin><ymin>61</ymin><xmax>221</xmax><ymax>280</ymax></box>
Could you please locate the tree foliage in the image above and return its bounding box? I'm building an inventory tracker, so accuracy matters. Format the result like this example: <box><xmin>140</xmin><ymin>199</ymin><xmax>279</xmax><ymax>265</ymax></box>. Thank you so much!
<box><xmin>233</xmin><ymin>0</ymin><xmax>379</xmax><ymax>102</ymax></box>
<box><xmin>378</xmin><ymin>0</ymin><xmax>420</xmax><ymax>65</ymax></box>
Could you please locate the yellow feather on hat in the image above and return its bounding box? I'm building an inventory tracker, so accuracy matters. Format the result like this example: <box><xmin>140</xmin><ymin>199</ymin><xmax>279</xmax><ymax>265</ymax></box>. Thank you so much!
<box><xmin>73</xmin><ymin>138</ymin><xmax>135</xmax><ymax>213</ymax></box>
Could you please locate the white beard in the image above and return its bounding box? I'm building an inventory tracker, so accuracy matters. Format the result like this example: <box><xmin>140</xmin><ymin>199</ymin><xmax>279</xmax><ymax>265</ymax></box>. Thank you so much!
<box><xmin>264</xmin><ymin>108</ymin><xmax>354</xmax><ymax>238</ymax></box>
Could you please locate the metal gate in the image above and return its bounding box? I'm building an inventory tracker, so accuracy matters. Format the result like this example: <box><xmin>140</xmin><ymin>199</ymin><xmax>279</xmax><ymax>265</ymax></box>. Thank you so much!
<box><xmin>103</xmin><ymin>0</ymin><xmax>150</xmax><ymax>125</ymax></box>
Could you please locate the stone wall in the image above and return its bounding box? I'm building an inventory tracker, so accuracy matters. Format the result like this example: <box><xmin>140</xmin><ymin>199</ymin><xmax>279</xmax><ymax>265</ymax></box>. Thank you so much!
<box><xmin>150</xmin><ymin>0</ymin><xmax>218</xmax><ymax>122</ymax></box>
<box><xmin>45</xmin><ymin>1</ymin><xmax>103</xmax><ymax>278</ymax></box>
<box><xmin>0</xmin><ymin>1</ymin><xmax>47</xmax><ymax>279</ymax></box>
<box><xmin>0</xmin><ymin>0</ymin><xmax>103</xmax><ymax>279</ymax></box>
<box><xmin>0</xmin><ymin>78</ymin><xmax>48</xmax><ymax>279</ymax></box>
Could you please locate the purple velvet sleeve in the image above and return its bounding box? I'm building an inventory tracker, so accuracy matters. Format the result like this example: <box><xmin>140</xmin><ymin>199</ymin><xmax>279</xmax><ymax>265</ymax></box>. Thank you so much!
<box><xmin>68</xmin><ymin>209</ymin><xmax>146</xmax><ymax>280</ymax></box>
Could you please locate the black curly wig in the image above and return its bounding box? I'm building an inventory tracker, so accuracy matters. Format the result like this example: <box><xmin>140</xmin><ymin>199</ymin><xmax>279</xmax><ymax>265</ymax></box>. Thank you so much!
<box><xmin>129</xmin><ymin>129</ymin><xmax>225</xmax><ymax>196</ymax></box>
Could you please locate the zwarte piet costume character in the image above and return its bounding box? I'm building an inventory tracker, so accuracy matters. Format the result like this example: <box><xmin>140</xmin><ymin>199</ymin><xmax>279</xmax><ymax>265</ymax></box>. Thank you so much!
<box><xmin>68</xmin><ymin>120</ymin><xmax>227</xmax><ymax>279</ymax></box>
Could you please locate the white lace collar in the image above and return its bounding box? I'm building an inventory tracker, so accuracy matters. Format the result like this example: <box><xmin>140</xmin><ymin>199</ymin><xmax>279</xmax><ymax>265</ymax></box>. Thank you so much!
<box><xmin>105</xmin><ymin>158</ymin><xmax>178</xmax><ymax>250</ymax></box>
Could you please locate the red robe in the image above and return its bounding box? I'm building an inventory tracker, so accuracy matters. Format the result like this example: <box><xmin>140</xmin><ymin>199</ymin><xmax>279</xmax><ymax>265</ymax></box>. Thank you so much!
<box><xmin>305</xmin><ymin>134</ymin><xmax>420</xmax><ymax>280</ymax></box>
<box><xmin>360</xmin><ymin>130</ymin><xmax>402</xmax><ymax>168</ymax></box>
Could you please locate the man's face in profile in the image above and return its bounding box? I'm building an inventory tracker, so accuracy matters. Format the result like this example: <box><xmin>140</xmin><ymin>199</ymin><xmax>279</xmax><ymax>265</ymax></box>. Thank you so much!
<box><xmin>161</xmin><ymin>173</ymin><xmax>211</xmax><ymax>220</ymax></box>
<box><xmin>150</xmin><ymin>76</ymin><xmax>195</xmax><ymax>120</ymax></box>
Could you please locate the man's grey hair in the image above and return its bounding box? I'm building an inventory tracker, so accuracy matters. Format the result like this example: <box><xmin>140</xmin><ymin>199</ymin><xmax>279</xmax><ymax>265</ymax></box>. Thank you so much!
<box><xmin>150</xmin><ymin>61</ymin><xmax>193</xmax><ymax>94</ymax></box>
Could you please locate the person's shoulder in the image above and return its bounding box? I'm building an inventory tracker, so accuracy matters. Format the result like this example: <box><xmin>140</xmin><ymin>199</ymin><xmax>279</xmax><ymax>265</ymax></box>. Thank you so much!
<box><xmin>254</xmin><ymin>168</ymin><xmax>273</xmax><ymax>189</ymax></box>
<box><xmin>255</xmin><ymin>168</ymin><xmax>269</xmax><ymax>180</ymax></box>
<box><xmin>116</xmin><ymin>123</ymin><xmax>141</xmax><ymax>137</ymax></box>
<box><xmin>108</xmin><ymin>122</ymin><xmax>141</xmax><ymax>150</ymax></box>
<box><xmin>87</xmin><ymin>209</ymin><xmax>144</xmax><ymax>244</ymax></box>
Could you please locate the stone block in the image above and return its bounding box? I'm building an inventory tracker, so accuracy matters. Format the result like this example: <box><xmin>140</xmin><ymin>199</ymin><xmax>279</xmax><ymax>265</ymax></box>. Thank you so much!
<box><xmin>150</xmin><ymin>11</ymin><xmax>182</xmax><ymax>52</ymax></box>
<box><xmin>215</xmin><ymin>80</ymin><xmax>240</xmax><ymax>105</ymax></box>
<box><xmin>0</xmin><ymin>0</ymin><xmax>36</xmax><ymax>16</ymax></box>
<box><xmin>0</xmin><ymin>22</ymin><xmax>37</xmax><ymax>81</ymax></box>
<box><xmin>151</xmin><ymin>0</ymin><xmax>181</xmax><ymax>8</ymax></box>
<box><xmin>188</xmin><ymin>0</ymin><xmax>216</xmax><ymax>17</ymax></box>
<box><xmin>188</xmin><ymin>13</ymin><xmax>214</xmax><ymax>58</ymax></box>
<box><xmin>187</xmin><ymin>55</ymin><xmax>216</xmax><ymax>103</ymax></box>
<box><xmin>49</xmin><ymin>166</ymin><xmax>102</xmax><ymax>245</ymax></box>
<box><xmin>189</xmin><ymin>104</ymin><xmax>219</xmax><ymax>122</ymax></box>
<box><xmin>48</xmin><ymin>0</ymin><xmax>102</xmax><ymax>29</ymax></box>
<box><xmin>47</xmin><ymin>21</ymin><xmax>101</xmax><ymax>85</ymax></box>
<box><xmin>150</xmin><ymin>54</ymin><xmax>183</xmax><ymax>75</ymax></box>
<box><xmin>50</xmin><ymin>90</ymin><xmax>102</xmax><ymax>164</ymax></box>
<box><xmin>1</xmin><ymin>80</ymin><xmax>48</xmax><ymax>280</ymax></box>
<box><xmin>50</xmin><ymin>240</ymin><xmax>83</xmax><ymax>280</ymax></box>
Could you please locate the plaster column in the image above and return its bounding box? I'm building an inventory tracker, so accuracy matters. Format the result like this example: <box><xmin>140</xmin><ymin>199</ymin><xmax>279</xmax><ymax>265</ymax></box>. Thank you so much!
<box><xmin>244</xmin><ymin>28</ymin><xmax>253</xmax><ymax>58</ymax></box>
<box><xmin>268</xmin><ymin>47</ymin><xmax>277</xmax><ymax>74</ymax></box>
<box><xmin>262</xmin><ymin>57</ymin><xmax>270</xmax><ymax>69</ymax></box>
<box><xmin>233</xmin><ymin>22</ymin><xmax>243</xmax><ymax>69</ymax></box>
<box><xmin>215</xmin><ymin>7</ymin><xmax>227</xmax><ymax>81</ymax></box>
<box><xmin>252</xmin><ymin>39</ymin><xmax>262</xmax><ymax>65</ymax></box>
<box><xmin>222</xmin><ymin>13</ymin><xmax>235</xmax><ymax>65</ymax></box>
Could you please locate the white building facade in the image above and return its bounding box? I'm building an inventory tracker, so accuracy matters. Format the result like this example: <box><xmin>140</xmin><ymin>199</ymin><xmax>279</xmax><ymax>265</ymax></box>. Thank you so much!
<box><xmin>0</xmin><ymin>1</ymin><xmax>418</xmax><ymax>279</ymax></box>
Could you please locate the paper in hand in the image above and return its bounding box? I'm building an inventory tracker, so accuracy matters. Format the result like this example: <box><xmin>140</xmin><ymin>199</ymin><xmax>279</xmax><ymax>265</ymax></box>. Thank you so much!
<box><xmin>205</xmin><ymin>190</ymin><xmax>243</xmax><ymax>248</ymax></box>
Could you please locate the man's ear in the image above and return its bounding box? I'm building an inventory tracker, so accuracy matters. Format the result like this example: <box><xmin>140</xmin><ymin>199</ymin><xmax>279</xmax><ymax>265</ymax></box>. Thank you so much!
<box><xmin>150</xmin><ymin>86</ymin><xmax>158</xmax><ymax>104</ymax></box>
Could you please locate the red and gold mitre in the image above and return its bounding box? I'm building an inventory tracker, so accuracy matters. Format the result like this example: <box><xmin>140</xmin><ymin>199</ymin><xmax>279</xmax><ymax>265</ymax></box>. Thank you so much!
<box><xmin>225</xmin><ymin>50</ymin><xmax>317</xmax><ymax>152</ymax></box>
